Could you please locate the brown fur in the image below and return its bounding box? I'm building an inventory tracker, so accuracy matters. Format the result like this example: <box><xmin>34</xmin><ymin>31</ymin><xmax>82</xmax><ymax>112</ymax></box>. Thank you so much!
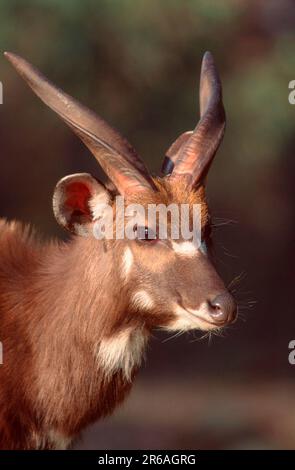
<box><xmin>1</xmin><ymin>51</ymin><xmax>234</xmax><ymax>450</ymax></box>
<box><xmin>0</xmin><ymin>180</ymin><xmax>224</xmax><ymax>449</ymax></box>
<box><xmin>0</xmin><ymin>220</ymin><xmax>140</xmax><ymax>448</ymax></box>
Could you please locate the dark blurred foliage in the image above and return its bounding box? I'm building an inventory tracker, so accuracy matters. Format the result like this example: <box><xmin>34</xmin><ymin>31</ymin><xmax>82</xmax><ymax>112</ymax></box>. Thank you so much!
<box><xmin>1</xmin><ymin>0</ymin><xmax>295</xmax><ymax>449</ymax></box>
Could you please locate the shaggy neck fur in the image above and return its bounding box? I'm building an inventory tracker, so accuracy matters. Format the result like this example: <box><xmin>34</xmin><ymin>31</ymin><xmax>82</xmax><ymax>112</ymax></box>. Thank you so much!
<box><xmin>0</xmin><ymin>222</ymin><xmax>148</xmax><ymax>449</ymax></box>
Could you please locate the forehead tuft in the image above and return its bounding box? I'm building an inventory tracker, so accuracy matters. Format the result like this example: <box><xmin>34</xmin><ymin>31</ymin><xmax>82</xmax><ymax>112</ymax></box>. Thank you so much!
<box><xmin>124</xmin><ymin>177</ymin><xmax>209</xmax><ymax>228</ymax></box>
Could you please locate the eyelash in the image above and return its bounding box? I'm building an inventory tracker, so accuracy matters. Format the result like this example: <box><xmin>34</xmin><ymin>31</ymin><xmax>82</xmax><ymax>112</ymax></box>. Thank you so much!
<box><xmin>133</xmin><ymin>226</ymin><xmax>158</xmax><ymax>243</ymax></box>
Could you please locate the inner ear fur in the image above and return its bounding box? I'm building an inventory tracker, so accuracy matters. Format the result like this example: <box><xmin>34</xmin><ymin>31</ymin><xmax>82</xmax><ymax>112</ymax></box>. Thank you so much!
<box><xmin>53</xmin><ymin>173</ymin><xmax>110</xmax><ymax>236</ymax></box>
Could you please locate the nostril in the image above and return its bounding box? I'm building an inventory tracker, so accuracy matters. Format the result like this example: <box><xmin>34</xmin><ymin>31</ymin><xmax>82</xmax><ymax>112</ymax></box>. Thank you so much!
<box><xmin>208</xmin><ymin>293</ymin><xmax>237</xmax><ymax>324</ymax></box>
<box><xmin>208</xmin><ymin>299</ymin><xmax>226</xmax><ymax>320</ymax></box>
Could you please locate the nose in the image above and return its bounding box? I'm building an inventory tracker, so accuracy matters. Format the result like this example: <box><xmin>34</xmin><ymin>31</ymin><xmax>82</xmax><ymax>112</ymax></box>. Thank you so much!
<box><xmin>208</xmin><ymin>292</ymin><xmax>237</xmax><ymax>325</ymax></box>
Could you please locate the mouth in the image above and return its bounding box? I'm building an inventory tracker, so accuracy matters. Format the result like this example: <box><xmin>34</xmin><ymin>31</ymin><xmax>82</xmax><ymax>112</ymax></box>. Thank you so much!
<box><xmin>171</xmin><ymin>304</ymin><xmax>224</xmax><ymax>331</ymax></box>
<box><xmin>184</xmin><ymin>307</ymin><xmax>223</xmax><ymax>329</ymax></box>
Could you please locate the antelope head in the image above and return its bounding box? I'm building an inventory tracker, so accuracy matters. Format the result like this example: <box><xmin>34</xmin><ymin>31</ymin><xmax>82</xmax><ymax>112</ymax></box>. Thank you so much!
<box><xmin>5</xmin><ymin>51</ymin><xmax>237</xmax><ymax>333</ymax></box>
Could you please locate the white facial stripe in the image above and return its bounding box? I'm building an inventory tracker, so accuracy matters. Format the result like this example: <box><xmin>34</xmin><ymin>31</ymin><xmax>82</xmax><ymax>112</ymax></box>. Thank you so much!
<box><xmin>132</xmin><ymin>290</ymin><xmax>155</xmax><ymax>310</ymax></box>
<box><xmin>97</xmin><ymin>328</ymin><xmax>148</xmax><ymax>381</ymax></box>
<box><xmin>172</xmin><ymin>241</ymin><xmax>198</xmax><ymax>256</ymax></box>
<box><xmin>122</xmin><ymin>247</ymin><xmax>134</xmax><ymax>279</ymax></box>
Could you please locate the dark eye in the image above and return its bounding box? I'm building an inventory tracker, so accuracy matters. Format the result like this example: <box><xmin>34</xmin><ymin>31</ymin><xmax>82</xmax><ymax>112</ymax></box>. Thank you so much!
<box><xmin>134</xmin><ymin>226</ymin><xmax>158</xmax><ymax>243</ymax></box>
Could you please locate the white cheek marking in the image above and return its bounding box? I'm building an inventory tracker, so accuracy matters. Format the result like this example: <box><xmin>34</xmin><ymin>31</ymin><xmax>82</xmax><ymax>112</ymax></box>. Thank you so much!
<box><xmin>172</xmin><ymin>241</ymin><xmax>198</xmax><ymax>256</ymax></box>
<box><xmin>132</xmin><ymin>290</ymin><xmax>155</xmax><ymax>310</ymax></box>
<box><xmin>122</xmin><ymin>247</ymin><xmax>134</xmax><ymax>279</ymax></box>
<box><xmin>89</xmin><ymin>192</ymin><xmax>110</xmax><ymax>220</ymax></box>
<box><xmin>97</xmin><ymin>328</ymin><xmax>148</xmax><ymax>381</ymax></box>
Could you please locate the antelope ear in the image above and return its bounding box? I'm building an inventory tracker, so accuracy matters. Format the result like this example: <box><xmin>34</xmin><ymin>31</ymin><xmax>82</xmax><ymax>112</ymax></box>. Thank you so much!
<box><xmin>53</xmin><ymin>173</ymin><xmax>110</xmax><ymax>236</ymax></box>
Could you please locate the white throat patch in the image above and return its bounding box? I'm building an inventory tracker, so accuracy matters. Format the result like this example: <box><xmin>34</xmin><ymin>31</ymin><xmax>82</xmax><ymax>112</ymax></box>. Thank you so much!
<box><xmin>97</xmin><ymin>328</ymin><xmax>148</xmax><ymax>381</ymax></box>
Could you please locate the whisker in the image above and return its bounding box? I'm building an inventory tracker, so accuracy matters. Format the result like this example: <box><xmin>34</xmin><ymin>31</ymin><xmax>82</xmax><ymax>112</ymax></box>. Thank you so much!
<box><xmin>211</xmin><ymin>217</ymin><xmax>238</xmax><ymax>228</ymax></box>
<box><xmin>227</xmin><ymin>271</ymin><xmax>247</xmax><ymax>290</ymax></box>
<box><xmin>161</xmin><ymin>329</ymin><xmax>186</xmax><ymax>343</ymax></box>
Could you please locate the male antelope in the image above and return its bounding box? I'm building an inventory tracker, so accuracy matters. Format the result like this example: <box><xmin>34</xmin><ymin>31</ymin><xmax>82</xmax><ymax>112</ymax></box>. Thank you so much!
<box><xmin>0</xmin><ymin>51</ymin><xmax>236</xmax><ymax>449</ymax></box>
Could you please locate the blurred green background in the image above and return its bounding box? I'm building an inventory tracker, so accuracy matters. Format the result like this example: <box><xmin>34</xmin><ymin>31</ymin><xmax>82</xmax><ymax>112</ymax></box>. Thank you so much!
<box><xmin>1</xmin><ymin>0</ymin><xmax>295</xmax><ymax>449</ymax></box>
